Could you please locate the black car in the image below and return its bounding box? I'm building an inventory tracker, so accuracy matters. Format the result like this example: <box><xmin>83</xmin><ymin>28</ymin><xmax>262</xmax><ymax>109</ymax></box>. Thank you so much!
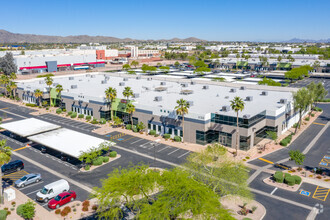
<box><xmin>1</xmin><ymin>160</ymin><xmax>24</xmax><ymax>174</ymax></box>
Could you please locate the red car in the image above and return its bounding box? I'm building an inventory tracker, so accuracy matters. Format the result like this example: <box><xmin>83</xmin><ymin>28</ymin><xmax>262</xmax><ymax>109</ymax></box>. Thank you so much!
<box><xmin>48</xmin><ymin>191</ymin><xmax>76</xmax><ymax>209</ymax></box>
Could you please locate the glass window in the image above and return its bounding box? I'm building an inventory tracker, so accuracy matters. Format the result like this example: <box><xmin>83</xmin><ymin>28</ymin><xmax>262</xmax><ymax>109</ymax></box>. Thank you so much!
<box><xmin>148</xmin><ymin>123</ymin><xmax>151</xmax><ymax>129</ymax></box>
<box><xmin>180</xmin><ymin>130</ymin><xmax>183</xmax><ymax>137</ymax></box>
<box><xmin>168</xmin><ymin>128</ymin><xmax>172</xmax><ymax>135</ymax></box>
<box><xmin>158</xmin><ymin>125</ymin><xmax>161</xmax><ymax>132</ymax></box>
<box><xmin>153</xmin><ymin>124</ymin><xmax>156</xmax><ymax>130</ymax></box>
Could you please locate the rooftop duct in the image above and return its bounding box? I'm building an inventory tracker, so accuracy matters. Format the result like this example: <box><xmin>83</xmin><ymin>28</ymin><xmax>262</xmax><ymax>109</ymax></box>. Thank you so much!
<box><xmin>181</xmin><ymin>83</ymin><xmax>188</xmax><ymax>87</ymax></box>
<box><xmin>123</xmin><ymin>78</ymin><xmax>128</xmax><ymax>81</ymax></box>
<box><xmin>240</xmin><ymin>86</ymin><xmax>246</xmax><ymax>90</ymax></box>
<box><xmin>203</xmin><ymin>85</ymin><xmax>209</xmax><ymax>90</ymax></box>
<box><xmin>280</xmin><ymin>98</ymin><xmax>287</xmax><ymax>104</ymax></box>
<box><xmin>154</xmin><ymin>96</ymin><xmax>162</xmax><ymax>101</ymax></box>
<box><xmin>71</xmin><ymin>85</ymin><xmax>77</xmax><ymax>89</ymax></box>
<box><xmin>69</xmin><ymin>77</ymin><xmax>74</xmax><ymax>80</ymax></box>
<box><xmin>230</xmin><ymin>88</ymin><xmax>237</xmax><ymax>93</ymax></box>
<box><xmin>246</xmin><ymin>96</ymin><xmax>253</xmax><ymax>101</ymax></box>
<box><xmin>133</xmin><ymin>93</ymin><xmax>140</xmax><ymax>98</ymax></box>
<box><xmin>222</xmin><ymin>105</ymin><xmax>230</xmax><ymax>112</ymax></box>
<box><xmin>119</xmin><ymin>82</ymin><xmax>125</xmax><ymax>86</ymax></box>
<box><xmin>261</xmin><ymin>91</ymin><xmax>268</xmax><ymax>96</ymax></box>
<box><xmin>160</xmin><ymin>82</ymin><xmax>166</xmax><ymax>85</ymax></box>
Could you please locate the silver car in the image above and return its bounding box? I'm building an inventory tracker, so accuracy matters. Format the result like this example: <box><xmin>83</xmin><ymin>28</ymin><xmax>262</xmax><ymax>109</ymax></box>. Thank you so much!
<box><xmin>15</xmin><ymin>173</ymin><xmax>42</xmax><ymax>188</ymax></box>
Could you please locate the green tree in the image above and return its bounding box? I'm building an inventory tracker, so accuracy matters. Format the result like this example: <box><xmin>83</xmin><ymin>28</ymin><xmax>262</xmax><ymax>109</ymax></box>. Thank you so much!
<box><xmin>194</xmin><ymin>67</ymin><xmax>211</xmax><ymax>75</ymax></box>
<box><xmin>194</xmin><ymin>60</ymin><xmax>207</xmax><ymax>68</ymax></box>
<box><xmin>126</xmin><ymin>103</ymin><xmax>135</xmax><ymax>128</ymax></box>
<box><xmin>258</xmin><ymin>77</ymin><xmax>282</xmax><ymax>86</ymax></box>
<box><xmin>0</xmin><ymin>52</ymin><xmax>17</xmax><ymax>75</ymax></box>
<box><xmin>230</xmin><ymin>96</ymin><xmax>245</xmax><ymax>156</ymax></box>
<box><xmin>55</xmin><ymin>84</ymin><xmax>63</xmax><ymax>107</ymax></box>
<box><xmin>137</xmin><ymin>122</ymin><xmax>146</xmax><ymax>132</ymax></box>
<box><xmin>8</xmin><ymin>81</ymin><xmax>17</xmax><ymax>98</ymax></box>
<box><xmin>122</xmin><ymin>64</ymin><xmax>131</xmax><ymax>71</ymax></box>
<box><xmin>293</xmin><ymin>87</ymin><xmax>311</xmax><ymax>133</ymax></box>
<box><xmin>0</xmin><ymin>75</ymin><xmax>10</xmax><ymax>96</ymax></box>
<box><xmin>130</xmin><ymin>60</ymin><xmax>139</xmax><ymax>68</ymax></box>
<box><xmin>277</xmin><ymin>56</ymin><xmax>282</xmax><ymax>62</ymax></box>
<box><xmin>34</xmin><ymin>89</ymin><xmax>43</xmax><ymax>107</ymax></box>
<box><xmin>315</xmin><ymin>82</ymin><xmax>328</xmax><ymax>103</ymax></box>
<box><xmin>122</xmin><ymin>86</ymin><xmax>133</xmax><ymax>103</ymax></box>
<box><xmin>175</xmin><ymin>99</ymin><xmax>190</xmax><ymax>142</ymax></box>
<box><xmin>44</xmin><ymin>76</ymin><xmax>53</xmax><ymax>106</ymax></box>
<box><xmin>105</xmin><ymin>87</ymin><xmax>117</xmax><ymax>121</ymax></box>
<box><xmin>158</xmin><ymin>66</ymin><xmax>170</xmax><ymax>73</ymax></box>
<box><xmin>0</xmin><ymin>139</ymin><xmax>12</xmax><ymax>203</ymax></box>
<box><xmin>18</xmin><ymin>200</ymin><xmax>36</xmax><ymax>219</ymax></box>
<box><xmin>289</xmin><ymin>150</ymin><xmax>305</xmax><ymax>169</ymax></box>
<box><xmin>266</xmin><ymin>131</ymin><xmax>278</xmax><ymax>144</ymax></box>
<box><xmin>174</xmin><ymin>61</ymin><xmax>180</xmax><ymax>67</ymax></box>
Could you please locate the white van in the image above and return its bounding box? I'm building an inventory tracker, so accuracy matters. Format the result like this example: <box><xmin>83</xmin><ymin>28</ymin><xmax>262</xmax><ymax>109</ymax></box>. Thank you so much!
<box><xmin>36</xmin><ymin>179</ymin><xmax>70</xmax><ymax>202</ymax></box>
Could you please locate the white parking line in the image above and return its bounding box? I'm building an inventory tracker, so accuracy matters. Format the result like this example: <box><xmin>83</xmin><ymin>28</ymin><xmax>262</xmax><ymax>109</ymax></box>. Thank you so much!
<box><xmin>42</xmin><ymin>203</ymin><xmax>48</xmax><ymax>207</ymax></box>
<box><xmin>140</xmin><ymin>141</ymin><xmax>153</xmax><ymax>148</ymax></box>
<box><xmin>270</xmin><ymin>187</ymin><xmax>278</xmax><ymax>195</ymax></box>
<box><xmin>19</xmin><ymin>181</ymin><xmax>44</xmax><ymax>191</ymax></box>
<box><xmin>26</xmin><ymin>189</ymin><xmax>40</xmax><ymax>196</ymax></box>
<box><xmin>131</xmin><ymin>138</ymin><xmax>145</xmax><ymax>145</ymax></box>
<box><xmin>177</xmin><ymin>151</ymin><xmax>190</xmax><ymax>158</ymax></box>
<box><xmin>167</xmin><ymin>148</ymin><xmax>180</xmax><ymax>155</ymax></box>
<box><xmin>157</xmin><ymin>146</ymin><xmax>171</xmax><ymax>152</ymax></box>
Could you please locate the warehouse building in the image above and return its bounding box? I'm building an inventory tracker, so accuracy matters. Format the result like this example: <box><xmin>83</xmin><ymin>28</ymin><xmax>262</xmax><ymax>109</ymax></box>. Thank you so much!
<box><xmin>16</xmin><ymin>72</ymin><xmax>301</xmax><ymax>150</ymax></box>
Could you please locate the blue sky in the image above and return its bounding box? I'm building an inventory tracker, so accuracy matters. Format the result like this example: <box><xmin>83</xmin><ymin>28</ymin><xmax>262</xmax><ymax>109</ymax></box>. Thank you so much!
<box><xmin>1</xmin><ymin>0</ymin><xmax>329</xmax><ymax>41</ymax></box>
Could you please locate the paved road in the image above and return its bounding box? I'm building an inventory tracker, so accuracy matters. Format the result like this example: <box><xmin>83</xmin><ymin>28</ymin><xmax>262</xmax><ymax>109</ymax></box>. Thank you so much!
<box><xmin>289</xmin><ymin>78</ymin><xmax>330</xmax><ymax>99</ymax></box>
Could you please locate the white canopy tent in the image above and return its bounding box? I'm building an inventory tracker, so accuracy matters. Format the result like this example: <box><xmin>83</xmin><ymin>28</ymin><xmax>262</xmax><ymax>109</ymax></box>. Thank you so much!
<box><xmin>28</xmin><ymin>128</ymin><xmax>112</xmax><ymax>158</ymax></box>
<box><xmin>1</xmin><ymin>118</ymin><xmax>61</xmax><ymax>137</ymax></box>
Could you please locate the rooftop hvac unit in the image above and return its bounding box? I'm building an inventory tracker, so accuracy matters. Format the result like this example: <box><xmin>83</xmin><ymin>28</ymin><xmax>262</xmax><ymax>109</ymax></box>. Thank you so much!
<box><xmin>39</xmin><ymin>81</ymin><xmax>44</xmax><ymax>84</ymax></box>
<box><xmin>136</xmin><ymin>76</ymin><xmax>141</xmax><ymax>80</ymax></box>
<box><xmin>160</xmin><ymin>82</ymin><xmax>166</xmax><ymax>85</ymax></box>
<box><xmin>230</xmin><ymin>88</ymin><xmax>237</xmax><ymax>93</ymax></box>
<box><xmin>69</xmin><ymin>77</ymin><xmax>74</xmax><ymax>80</ymax></box>
<box><xmin>119</xmin><ymin>82</ymin><xmax>125</xmax><ymax>86</ymax></box>
<box><xmin>280</xmin><ymin>98</ymin><xmax>287</xmax><ymax>104</ymax></box>
<box><xmin>147</xmin><ymin>78</ymin><xmax>152</xmax><ymax>81</ymax></box>
<box><xmin>191</xmin><ymin>81</ymin><xmax>196</xmax><ymax>85</ymax></box>
<box><xmin>225</xmin><ymin>96</ymin><xmax>229</xmax><ymax>99</ymax></box>
<box><xmin>101</xmin><ymin>80</ymin><xmax>107</xmax><ymax>84</ymax></box>
<box><xmin>246</xmin><ymin>96</ymin><xmax>253</xmax><ymax>101</ymax></box>
<box><xmin>203</xmin><ymin>85</ymin><xmax>209</xmax><ymax>90</ymax></box>
<box><xmin>261</xmin><ymin>91</ymin><xmax>268</xmax><ymax>96</ymax></box>
<box><xmin>91</xmin><ymin>75</ymin><xmax>96</xmax><ymax>78</ymax></box>
<box><xmin>123</xmin><ymin>78</ymin><xmax>128</xmax><ymax>81</ymax></box>
<box><xmin>154</xmin><ymin>96</ymin><xmax>162</xmax><ymax>101</ymax></box>
<box><xmin>222</xmin><ymin>105</ymin><xmax>230</xmax><ymax>112</ymax></box>
<box><xmin>71</xmin><ymin>85</ymin><xmax>77</xmax><ymax>89</ymax></box>
<box><xmin>187</xmin><ymin>101</ymin><xmax>194</xmax><ymax>106</ymax></box>
<box><xmin>243</xmin><ymin>114</ymin><xmax>251</xmax><ymax>119</ymax></box>
<box><xmin>240</xmin><ymin>86</ymin><xmax>246</xmax><ymax>90</ymax></box>
<box><xmin>133</xmin><ymin>93</ymin><xmax>140</xmax><ymax>98</ymax></box>
<box><xmin>105</xmin><ymin>76</ymin><xmax>110</xmax><ymax>80</ymax></box>
<box><xmin>181</xmin><ymin>83</ymin><xmax>188</xmax><ymax>87</ymax></box>
<box><xmin>86</xmin><ymin>74</ymin><xmax>91</xmax><ymax>77</ymax></box>
<box><xmin>53</xmin><ymin>83</ymin><xmax>59</xmax><ymax>87</ymax></box>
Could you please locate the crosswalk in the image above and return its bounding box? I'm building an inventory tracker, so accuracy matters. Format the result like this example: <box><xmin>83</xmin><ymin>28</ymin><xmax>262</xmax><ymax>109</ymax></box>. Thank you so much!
<box><xmin>312</xmin><ymin>186</ymin><xmax>330</xmax><ymax>201</ymax></box>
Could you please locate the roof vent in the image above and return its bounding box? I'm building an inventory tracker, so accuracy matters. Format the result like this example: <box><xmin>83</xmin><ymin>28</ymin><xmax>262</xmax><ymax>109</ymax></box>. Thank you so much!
<box><xmin>181</xmin><ymin>90</ymin><xmax>194</xmax><ymax>95</ymax></box>
<box><xmin>187</xmin><ymin>101</ymin><xmax>194</xmax><ymax>106</ymax></box>
<box><xmin>53</xmin><ymin>83</ymin><xmax>59</xmax><ymax>87</ymax></box>
<box><xmin>123</xmin><ymin>77</ymin><xmax>128</xmax><ymax>81</ymax></box>
<box><xmin>243</xmin><ymin>114</ymin><xmax>251</xmax><ymax>119</ymax></box>
<box><xmin>105</xmin><ymin>76</ymin><xmax>110</xmax><ymax>80</ymax></box>
<box><xmin>136</xmin><ymin>76</ymin><xmax>141</xmax><ymax>80</ymax></box>
<box><xmin>101</xmin><ymin>80</ymin><xmax>107</xmax><ymax>84</ymax></box>
<box><xmin>147</xmin><ymin>78</ymin><xmax>152</xmax><ymax>81</ymax></box>
<box><xmin>246</xmin><ymin>96</ymin><xmax>253</xmax><ymax>101</ymax></box>
<box><xmin>222</xmin><ymin>105</ymin><xmax>230</xmax><ymax>112</ymax></box>
<box><xmin>133</xmin><ymin>93</ymin><xmax>140</xmax><ymax>98</ymax></box>
<box><xmin>261</xmin><ymin>91</ymin><xmax>268</xmax><ymax>96</ymax></box>
<box><xmin>39</xmin><ymin>81</ymin><xmax>44</xmax><ymax>84</ymax></box>
<box><xmin>69</xmin><ymin>77</ymin><xmax>74</xmax><ymax>80</ymax></box>
<box><xmin>240</xmin><ymin>86</ymin><xmax>246</xmax><ymax>90</ymax></box>
<box><xmin>86</xmin><ymin>74</ymin><xmax>91</xmax><ymax>77</ymax></box>
<box><xmin>225</xmin><ymin>96</ymin><xmax>229</xmax><ymax>99</ymax></box>
<box><xmin>181</xmin><ymin>83</ymin><xmax>188</xmax><ymax>87</ymax></box>
<box><xmin>71</xmin><ymin>85</ymin><xmax>77</xmax><ymax>89</ymax></box>
<box><xmin>119</xmin><ymin>82</ymin><xmax>125</xmax><ymax>86</ymax></box>
<box><xmin>191</xmin><ymin>81</ymin><xmax>196</xmax><ymax>85</ymax></box>
<box><xmin>160</xmin><ymin>82</ymin><xmax>166</xmax><ymax>85</ymax></box>
<box><xmin>230</xmin><ymin>88</ymin><xmax>237</xmax><ymax>93</ymax></box>
<box><xmin>203</xmin><ymin>85</ymin><xmax>209</xmax><ymax>90</ymax></box>
<box><xmin>154</xmin><ymin>96</ymin><xmax>162</xmax><ymax>101</ymax></box>
<box><xmin>91</xmin><ymin>75</ymin><xmax>96</xmax><ymax>78</ymax></box>
<box><xmin>280</xmin><ymin>98</ymin><xmax>287</xmax><ymax>104</ymax></box>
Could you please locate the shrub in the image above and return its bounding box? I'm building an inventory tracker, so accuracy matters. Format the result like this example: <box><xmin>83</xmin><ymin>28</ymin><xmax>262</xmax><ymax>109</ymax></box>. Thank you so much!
<box><xmin>16</xmin><ymin>204</ymin><xmax>24</xmax><ymax>216</ymax></box>
<box><xmin>85</xmin><ymin>165</ymin><xmax>90</xmax><ymax>171</ymax></box>
<box><xmin>91</xmin><ymin>119</ymin><xmax>98</xmax><ymax>124</ymax></box>
<box><xmin>63</xmin><ymin>206</ymin><xmax>71</xmax><ymax>213</ymax></box>
<box><xmin>99</xmin><ymin>118</ymin><xmax>106</xmax><ymax>124</ymax></box>
<box><xmin>109</xmin><ymin>151</ymin><xmax>117</xmax><ymax>157</ymax></box>
<box><xmin>11</xmin><ymin>202</ymin><xmax>15</xmax><ymax>206</ymax></box>
<box><xmin>71</xmin><ymin>112</ymin><xmax>77</xmax><ymax>118</ymax></box>
<box><xmin>103</xmin><ymin>156</ymin><xmax>110</xmax><ymax>163</ymax></box>
<box><xmin>149</xmin><ymin>130</ymin><xmax>156</xmax><ymax>135</ymax></box>
<box><xmin>274</xmin><ymin>171</ymin><xmax>284</xmax><ymax>183</ymax></box>
<box><xmin>73</xmin><ymin>208</ymin><xmax>77</xmax><ymax>212</ymax></box>
<box><xmin>92</xmin><ymin>205</ymin><xmax>98</xmax><ymax>211</ymax></box>
<box><xmin>92</xmin><ymin>157</ymin><xmax>103</xmax><ymax>166</ymax></box>
<box><xmin>311</xmin><ymin>113</ymin><xmax>315</xmax><ymax>117</ymax></box>
<box><xmin>126</xmin><ymin>124</ymin><xmax>132</xmax><ymax>130</ymax></box>
<box><xmin>55</xmin><ymin>209</ymin><xmax>61</xmax><ymax>215</ymax></box>
<box><xmin>82</xmin><ymin>200</ymin><xmax>90</xmax><ymax>207</ymax></box>
<box><xmin>154</xmin><ymin>134</ymin><xmax>159</xmax><ymax>137</ymax></box>
<box><xmin>67</xmin><ymin>111</ymin><xmax>73</xmax><ymax>116</ymax></box>
<box><xmin>78</xmin><ymin>114</ymin><xmax>84</xmax><ymax>118</ymax></box>
<box><xmin>284</xmin><ymin>173</ymin><xmax>291</xmax><ymax>178</ymax></box>
<box><xmin>163</xmin><ymin>133</ymin><xmax>171</xmax><ymax>139</ymax></box>
<box><xmin>285</xmin><ymin>176</ymin><xmax>295</xmax><ymax>186</ymax></box>
<box><xmin>61</xmin><ymin>209</ymin><xmax>68</xmax><ymax>217</ymax></box>
<box><xmin>292</xmin><ymin>175</ymin><xmax>302</xmax><ymax>184</ymax></box>
<box><xmin>82</xmin><ymin>206</ymin><xmax>88</xmax><ymax>212</ymax></box>
<box><xmin>25</xmin><ymin>103</ymin><xmax>37</xmax><ymax>107</ymax></box>
<box><xmin>10</xmin><ymin>208</ymin><xmax>14</xmax><ymax>211</ymax></box>
<box><xmin>62</xmin><ymin>108</ymin><xmax>67</xmax><ymax>112</ymax></box>
<box><xmin>85</xmin><ymin>115</ymin><xmax>91</xmax><ymax>121</ymax></box>
<box><xmin>132</xmin><ymin>126</ymin><xmax>138</xmax><ymax>132</ymax></box>
<box><xmin>56</xmin><ymin>109</ymin><xmax>62</xmax><ymax>114</ymax></box>
<box><xmin>293</xmin><ymin>123</ymin><xmax>298</xmax><ymax>128</ymax></box>
<box><xmin>36</xmin><ymin>73</ymin><xmax>54</xmax><ymax>78</ymax></box>
<box><xmin>314</xmin><ymin>107</ymin><xmax>322</xmax><ymax>112</ymax></box>
<box><xmin>174</xmin><ymin>136</ymin><xmax>181</xmax><ymax>142</ymax></box>
<box><xmin>0</xmin><ymin>210</ymin><xmax>7</xmax><ymax>220</ymax></box>
<box><xmin>16</xmin><ymin>201</ymin><xmax>35</xmax><ymax>219</ymax></box>
<box><xmin>46</xmin><ymin>107</ymin><xmax>49</xmax><ymax>110</ymax></box>
<box><xmin>304</xmin><ymin>117</ymin><xmax>310</xmax><ymax>121</ymax></box>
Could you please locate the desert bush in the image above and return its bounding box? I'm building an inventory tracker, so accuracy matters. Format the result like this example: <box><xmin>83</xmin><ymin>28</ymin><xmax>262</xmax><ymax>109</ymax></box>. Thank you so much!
<box><xmin>78</xmin><ymin>114</ymin><xmax>84</xmax><ymax>118</ymax></box>
<box><xmin>109</xmin><ymin>151</ymin><xmax>117</xmax><ymax>157</ymax></box>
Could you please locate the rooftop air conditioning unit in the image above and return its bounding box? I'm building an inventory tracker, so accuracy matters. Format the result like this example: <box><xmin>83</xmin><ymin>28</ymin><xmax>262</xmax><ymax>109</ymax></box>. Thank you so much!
<box><xmin>246</xmin><ymin>96</ymin><xmax>253</xmax><ymax>101</ymax></box>
<box><xmin>119</xmin><ymin>82</ymin><xmax>125</xmax><ymax>86</ymax></box>
<box><xmin>187</xmin><ymin>101</ymin><xmax>194</xmax><ymax>106</ymax></box>
<box><xmin>261</xmin><ymin>91</ymin><xmax>268</xmax><ymax>96</ymax></box>
<box><xmin>225</xmin><ymin>96</ymin><xmax>229</xmax><ymax>99</ymax></box>
<box><xmin>230</xmin><ymin>88</ymin><xmax>237</xmax><ymax>93</ymax></box>
<box><xmin>71</xmin><ymin>85</ymin><xmax>77</xmax><ymax>89</ymax></box>
<box><xmin>101</xmin><ymin>80</ymin><xmax>107</xmax><ymax>84</ymax></box>
<box><xmin>86</xmin><ymin>74</ymin><xmax>91</xmax><ymax>77</ymax></box>
<box><xmin>154</xmin><ymin>96</ymin><xmax>162</xmax><ymax>101</ymax></box>
<box><xmin>203</xmin><ymin>85</ymin><xmax>209</xmax><ymax>90</ymax></box>
<box><xmin>91</xmin><ymin>75</ymin><xmax>96</xmax><ymax>78</ymax></box>
<box><xmin>181</xmin><ymin>83</ymin><xmax>188</xmax><ymax>87</ymax></box>
<box><xmin>133</xmin><ymin>93</ymin><xmax>140</xmax><ymax>98</ymax></box>
<box><xmin>53</xmin><ymin>83</ymin><xmax>59</xmax><ymax>87</ymax></box>
<box><xmin>280</xmin><ymin>98</ymin><xmax>287</xmax><ymax>104</ymax></box>
<box><xmin>39</xmin><ymin>81</ymin><xmax>44</xmax><ymax>84</ymax></box>
<box><xmin>69</xmin><ymin>77</ymin><xmax>74</xmax><ymax>80</ymax></box>
<box><xmin>147</xmin><ymin>78</ymin><xmax>152</xmax><ymax>81</ymax></box>
<box><xmin>240</xmin><ymin>86</ymin><xmax>246</xmax><ymax>90</ymax></box>
<box><xmin>243</xmin><ymin>114</ymin><xmax>251</xmax><ymax>119</ymax></box>
<box><xmin>123</xmin><ymin>78</ymin><xmax>128</xmax><ymax>81</ymax></box>
<box><xmin>136</xmin><ymin>76</ymin><xmax>141</xmax><ymax>80</ymax></box>
<box><xmin>222</xmin><ymin>105</ymin><xmax>230</xmax><ymax>112</ymax></box>
<box><xmin>191</xmin><ymin>81</ymin><xmax>196</xmax><ymax>85</ymax></box>
<box><xmin>160</xmin><ymin>82</ymin><xmax>166</xmax><ymax>85</ymax></box>
<box><xmin>105</xmin><ymin>76</ymin><xmax>110</xmax><ymax>80</ymax></box>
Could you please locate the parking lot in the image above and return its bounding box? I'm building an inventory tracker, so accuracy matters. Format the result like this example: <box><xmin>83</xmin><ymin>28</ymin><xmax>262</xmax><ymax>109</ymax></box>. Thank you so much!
<box><xmin>289</xmin><ymin>77</ymin><xmax>330</xmax><ymax>98</ymax></box>
<box><xmin>107</xmin><ymin>131</ymin><xmax>192</xmax><ymax>165</ymax></box>
<box><xmin>36</xmin><ymin>114</ymin><xmax>100</xmax><ymax>132</ymax></box>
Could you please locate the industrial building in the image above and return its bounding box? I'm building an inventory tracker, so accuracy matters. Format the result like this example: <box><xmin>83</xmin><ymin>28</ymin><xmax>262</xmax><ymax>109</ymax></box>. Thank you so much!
<box><xmin>16</xmin><ymin>72</ymin><xmax>301</xmax><ymax>150</ymax></box>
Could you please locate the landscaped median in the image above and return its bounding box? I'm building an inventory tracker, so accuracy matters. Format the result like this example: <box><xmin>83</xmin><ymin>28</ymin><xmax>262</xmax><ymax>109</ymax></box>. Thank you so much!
<box><xmin>263</xmin><ymin>170</ymin><xmax>303</xmax><ymax>191</ymax></box>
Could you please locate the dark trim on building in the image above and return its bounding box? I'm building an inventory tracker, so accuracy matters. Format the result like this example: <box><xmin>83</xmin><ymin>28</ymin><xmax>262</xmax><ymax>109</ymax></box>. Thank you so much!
<box><xmin>62</xmin><ymin>95</ymin><xmax>74</xmax><ymax>100</ymax></box>
<box><xmin>89</xmin><ymin>100</ymin><xmax>105</xmax><ymax>105</ymax></box>
<box><xmin>136</xmin><ymin>108</ymin><xmax>152</xmax><ymax>114</ymax></box>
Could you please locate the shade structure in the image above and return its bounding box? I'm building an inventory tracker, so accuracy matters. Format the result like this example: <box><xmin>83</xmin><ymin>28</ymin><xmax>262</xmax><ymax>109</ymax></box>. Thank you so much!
<box><xmin>1</xmin><ymin>118</ymin><xmax>61</xmax><ymax>137</ymax></box>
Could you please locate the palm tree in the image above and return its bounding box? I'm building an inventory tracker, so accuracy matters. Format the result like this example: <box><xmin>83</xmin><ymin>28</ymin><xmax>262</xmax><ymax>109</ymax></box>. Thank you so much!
<box><xmin>0</xmin><ymin>139</ymin><xmax>12</xmax><ymax>204</ymax></box>
<box><xmin>105</xmin><ymin>87</ymin><xmax>117</xmax><ymax>121</ymax></box>
<box><xmin>123</xmin><ymin>86</ymin><xmax>133</xmax><ymax>103</ymax></box>
<box><xmin>126</xmin><ymin>103</ymin><xmax>135</xmax><ymax>128</ymax></box>
<box><xmin>55</xmin><ymin>84</ymin><xmax>63</xmax><ymax>107</ymax></box>
<box><xmin>9</xmin><ymin>72</ymin><xmax>17</xmax><ymax>81</ymax></box>
<box><xmin>44</xmin><ymin>76</ymin><xmax>53</xmax><ymax>106</ymax></box>
<box><xmin>175</xmin><ymin>99</ymin><xmax>190</xmax><ymax>142</ymax></box>
<box><xmin>0</xmin><ymin>75</ymin><xmax>9</xmax><ymax>96</ymax></box>
<box><xmin>230</xmin><ymin>96</ymin><xmax>245</xmax><ymax>156</ymax></box>
<box><xmin>9</xmin><ymin>81</ymin><xmax>17</xmax><ymax>98</ymax></box>
<box><xmin>34</xmin><ymin>89</ymin><xmax>43</xmax><ymax>106</ymax></box>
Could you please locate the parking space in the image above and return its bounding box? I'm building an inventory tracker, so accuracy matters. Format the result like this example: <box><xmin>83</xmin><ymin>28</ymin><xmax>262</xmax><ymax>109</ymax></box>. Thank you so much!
<box><xmin>107</xmin><ymin>131</ymin><xmax>192</xmax><ymax>164</ymax></box>
<box><xmin>289</xmin><ymin>78</ymin><xmax>330</xmax><ymax>98</ymax></box>
<box><xmin>36</xmin><ymin>114</ymin><xmax>100</xmax><ymax>132</ymax></box>
<box><xmin>312</xmin><ymin>186</ymin><xmax>330</xmax><ymax>201</ymax></box>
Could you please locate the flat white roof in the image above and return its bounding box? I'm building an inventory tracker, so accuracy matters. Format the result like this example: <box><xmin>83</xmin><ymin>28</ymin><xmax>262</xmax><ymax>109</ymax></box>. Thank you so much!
<box><xmin>28</xmin><ymin>128</ymin><xmax>112</xmax><ymax>158</ymax></box>
<box><xmin>1</xmin><ymin>118</ymin><xmax>61</xmax><ymax>137</ymax></box>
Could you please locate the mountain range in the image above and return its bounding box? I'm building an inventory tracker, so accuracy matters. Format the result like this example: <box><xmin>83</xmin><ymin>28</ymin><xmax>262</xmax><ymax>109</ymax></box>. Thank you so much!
<box><xmin>0</xmin><ymin>30</ymin><xmax>205</xmax><ymax>43</ymax></box>
<box><xmin>282</xmin><ymin>38</ymin><xmax>330</xmax><ymax>43</ymax></box>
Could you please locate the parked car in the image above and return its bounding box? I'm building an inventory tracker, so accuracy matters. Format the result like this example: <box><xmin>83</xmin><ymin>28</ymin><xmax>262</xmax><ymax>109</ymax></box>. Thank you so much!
<box><xmin>15</xmin><ymin>173</ymin><xmax>41</xmax><ymax>188</ymax></box>
<box><xmin>36</xmin><ymin>179</ymin><xmax>70</xmax><ymax>203</ymax></box>
<box><xmin>48</xmin><ymin>191</ymin><xmax>76</xmax><ymax>209</ymax></box>
<box><xmin>1</xmin><ymin>160</ymin><xmax>24</xmax><ymax>174</ymax></box>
